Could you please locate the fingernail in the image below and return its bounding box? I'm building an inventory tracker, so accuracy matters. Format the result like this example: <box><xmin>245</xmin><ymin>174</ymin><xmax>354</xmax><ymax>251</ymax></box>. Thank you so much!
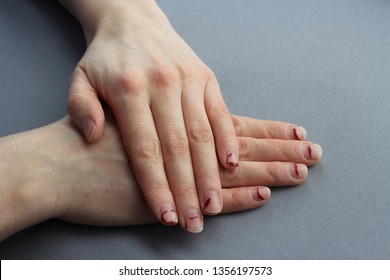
<box><xmin>203</xmin><ymin>191</ymin><xmax>222</xmax><ymax>214</ymax></box>
<box><xmin>184</xmin><ymin>209</ymin><xmax>203</xmax><ymax>233</ymax></box>
<box><xmin>251</xmin><ymin>187</ymin><xmax>270</xmax><ymax>201</ymax></box>
<box><xmin>159</xmin><ymin>204</ymin><xmax>178</xmax><ymax>226</ymax></box>
<box><xmin>82</xmin><ymin>117</ymin><xmax>96</xmax><ymax>143</ymax></box>
<box><xmin>288</xmin><ymin>125</ymin><xmax>306</xmax><ymax>140</ymax></box>
<box><xmin>303</xmin><ymin>143</ymin><xmax>323</xmax><ymax>160</ymax></box>
<box><xmin>289</xmin><ymin>163</ymin><xmax>307</xmax><ymax>179</ymax></box>
<box><xmin>226</xmin><ymin>149</ymin><xmax>239</xmax><ymax>167</ymax></box>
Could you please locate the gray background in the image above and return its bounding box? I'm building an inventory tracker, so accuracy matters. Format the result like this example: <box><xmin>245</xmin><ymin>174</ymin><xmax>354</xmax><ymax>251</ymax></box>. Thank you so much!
<box><xmin>0</xmin><ymin>0</ymin><xmax>389</xmax><ymax>259</ymax></box>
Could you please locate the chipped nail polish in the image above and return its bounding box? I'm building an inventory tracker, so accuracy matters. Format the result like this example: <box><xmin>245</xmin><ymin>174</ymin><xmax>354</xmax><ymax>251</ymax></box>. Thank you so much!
<box><xmin>294</xmin><ymin>163</ymin><xmax>299</xmax><ymax>177</ymax></box>
<box><xmin>289</xmin><ymin>163</ymin><xmax>307</xmax><ymax>179</ymax></box>
<box><xmin>226</xmin><ymin>149</ymin><xmax>239</xmax><ymax>167</ymax></box>
<box><xmin>203</xmin><ymin>191</ymin><xmax>222</xmax><ymax>214</ymax></box>
<box><xmin>251</xmin><ymin>187</ymin><xmax>267</xmax><ymax>201</ymax></box>
<box><xmin>303</xmin><ymin>143</ymin><xmax>323</xmax><ymax>160</ymax></box>
<box><xmin>184</xmin><ymin>209</ymin><xmax>203</xmax><ymax>233</ymax></box>
<box><xmin>159</xmin><ymin>204</ymin><xmax>178</xmax><ymax>226</ymax></box>
<box><xmin>293</xmin><ymin>128</ymin><xmax>300</xmax><ymax>140</ymax></box>
<box><xmin>288</xmin><ymin>126</ymin><xmax>306</xmax><ymax>140</ymax></box>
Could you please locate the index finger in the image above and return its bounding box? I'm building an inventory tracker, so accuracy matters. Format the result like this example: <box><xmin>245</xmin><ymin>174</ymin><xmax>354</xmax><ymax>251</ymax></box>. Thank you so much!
<box><xmin>232</xmin><ymin>115</ymin><xmax>307</xmax><ymax>140</ymax></box>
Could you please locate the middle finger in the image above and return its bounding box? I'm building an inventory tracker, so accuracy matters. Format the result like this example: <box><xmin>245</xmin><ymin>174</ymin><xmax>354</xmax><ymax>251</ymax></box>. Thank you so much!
<box><xmin>239</xmin><ymin>138</ymin><xmax>323</xmax><ymax>166</ymax></box>
<box><xmin>151</xmin><ymin>89</ymin><xmax>203</xmax><ymax>233</ymax></box>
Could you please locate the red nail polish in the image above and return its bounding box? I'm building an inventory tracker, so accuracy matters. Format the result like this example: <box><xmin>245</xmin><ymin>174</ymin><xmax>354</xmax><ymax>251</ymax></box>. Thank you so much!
<box><xmin>159</xmin><ymin>204</ymin><xmax>178</xmax><ymax>226</ymax></box>
<box><xmin>251</xmin><ymin>187</ymin><xmax>269</xmax><ymax>201</ymax></box>
<box><xmin>203</xmin><ymin>192</ymin><xmax>221</xmax><ymax>214</ymax></box>
<box><xmin>257</xmin><ymin>188</ymin><xmax>265</xmax><ymax>201</ymax></box>
<box><xmin>184</xmin><ymin>210</ymin><xmax>203</xmax><ymax>233</ymax></box>
<box><xmin>293</xmin><ymin>128</ymin><xmax>300</xmax><ymax>140</ymax></box>
<box><xmin>308</xmin><ymin>145</ymin><xmax>313</xmax><ymax>159</ymax></box>
<box><xmin>294</xmin><ymin>163</ymin><xmax>299</xmax><ymax>177</ymax></box>
<box><xmin>161</xmin><ymin>209</ymin><xmax>177</xmax><ymax>226</ymax></box>
<box><xmin>204</xmin><ymin>197</ymin><xmax>211</xmax><ymax>208</ymax></box>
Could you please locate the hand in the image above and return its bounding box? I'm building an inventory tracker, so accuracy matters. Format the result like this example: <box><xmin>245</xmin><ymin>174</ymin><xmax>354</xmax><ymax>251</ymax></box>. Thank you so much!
<box><xmin>58</xmin><ymin>114</ymin><xmax>321</xmax><ymax>230</ymax></box>
<box><xmin>61</xmin><ymin>0</ymin><xmax>239</xmax><ymax>231</ymax></box>
<box><xmin>0</xmin><ymin>110</ymin><xmax>322</xmax><ymax>239</ymax></box>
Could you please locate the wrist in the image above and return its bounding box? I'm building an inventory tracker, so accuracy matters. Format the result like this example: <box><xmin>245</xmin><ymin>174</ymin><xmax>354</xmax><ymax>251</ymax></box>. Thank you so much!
<box><xmin>60</xmin><ymin>0</ymin><xmax>170</xmax><ymax>45</ymax></box>
<box><xmin>0</xmin><ymin>128</ymin><xmax>60</xmax><ymax>240</ymax></box>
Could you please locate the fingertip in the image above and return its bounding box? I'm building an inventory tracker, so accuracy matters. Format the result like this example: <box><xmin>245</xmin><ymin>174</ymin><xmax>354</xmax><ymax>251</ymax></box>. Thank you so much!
<box><xmin>218</xmin><ymin>143</ymin><xmax>240</xmax><ymax>170</ymax></box>
<box><xmin>159</xmin><ymin>203</ymin><xmax>178</xmax><ymax>226</ymax></box>
<box><xmin>79</xmin><ymin>110</ymin><xmax>105</xmax><ymax>143</ymax></box>
<box><xmin>225</xmin><ymin>148</ymin><xmax>239</xmax><ymax>168</ymax></box>
<box><xmin>183</xmin><ymin>209</ymin><xmax>204</xmax><ymax>233</ymax></box>
<box><xmin>287</xmin><ymin>125</ymin><xmax>307</xmax><ymax>141</ymax></box>
<box><xmin>221</xmin><ymin>186</ymin><xmax>271</xmax><ymax>214</ymax></box>
<box><xmin>251</xmin><ymin>187</ymin><xmax>271</xmax><ymax>202</ymax></box>
<box><xmin>288</xmin><ymin>163</ymin><xmax>309</xmax><ymax>181</ymax></box>
<box><xmin>203</xmin><ymin>191</ymin><xmax>223</xmax><ymax>215</ymax></box>
<box><xmin>81</xmin><ymin>117</ymin><xmax>97</xmax><ymax>143</ymax></box>
<box><xmin>68</xmin><ymin>95</ymin><xmax>105</xmax><ymax>143</ymax></box>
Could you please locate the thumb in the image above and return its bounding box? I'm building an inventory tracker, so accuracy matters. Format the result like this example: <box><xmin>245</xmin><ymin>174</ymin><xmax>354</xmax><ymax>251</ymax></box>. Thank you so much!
<box><xmin>67</xmin><ymin>67</ymin><xmax>105</xmax><ymax>143</ymax></box>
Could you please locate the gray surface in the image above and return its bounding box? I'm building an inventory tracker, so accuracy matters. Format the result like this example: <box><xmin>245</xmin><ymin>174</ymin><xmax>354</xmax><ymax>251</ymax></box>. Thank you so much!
<box><xmin>0</xmin><ymin>0</ymin><xmax>389</xmax><ymax>259</ymax></box>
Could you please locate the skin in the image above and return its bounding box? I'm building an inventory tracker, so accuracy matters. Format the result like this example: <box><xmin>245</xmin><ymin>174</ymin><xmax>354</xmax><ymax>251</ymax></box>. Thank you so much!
<box><xmin>0</xmin><ymin>111</ymin><xmax>322</xmax><ymax>240</ymax></box>
<box><xmin>58</xmin><ymin>0</ymin><xmax>240</xmax><ymax>231</ymax></box>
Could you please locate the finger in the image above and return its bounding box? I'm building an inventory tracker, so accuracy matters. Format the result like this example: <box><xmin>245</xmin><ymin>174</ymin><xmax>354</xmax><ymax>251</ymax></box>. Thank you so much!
<box><xmin>220</xmin><ymin>186</ymin><xmax>271</xmax><ymax>214</ymax></box>
<box><xmin>220</xmin><ymin>161</ymin><xmax>308</xmax><ymax>188</ymax></box>
<box><xmin>110</xmin><ymin>94</ymin><xmax>179</xmax><ymax>227</ymax></box>
<box><xmin>205</xmin><ymin>76</ymin><xmax>240</xmax><ymax>169</ymax></box>
<box><xmin>67</xmin><ymin>66</ymin><xmax>105</xmax><ymax>143</ymax></box>
<box><xmin>182</xmin><ymin>85</ymin><xmax>222</xmax><ymax>216</ymax></box>
<box><xmin>151</xmin><ymin>86</ymin><xmax>204</xmax><ymax>233</ymax></box>
<box><xmin>238</xmin><ymin>138</ymin><xmax>323</xmax><ymax>166</ymax></box>
<box><xmin>232</xmin><ymin>115</ymin><xmax>307</xmax><ymax>140</ymax></box>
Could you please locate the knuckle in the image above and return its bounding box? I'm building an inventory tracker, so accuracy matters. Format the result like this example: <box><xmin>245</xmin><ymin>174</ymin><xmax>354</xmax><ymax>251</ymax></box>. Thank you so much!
<box><xmin>201</xmin><ymin>169</ymin><xmax>219</xmax><ymax>184</ymax></box>
<box><xmin>177</xmin><ymin>63</ymin><xmax>195</xmax><ymax>80</ymax></box>
<box><xmin>147</xmin><ymin>181</ymin><xmax>169</xmax><ymax>197</ymax></box>
<box><xmin>209</xmin><ymin>101</ymin><xmax>230</xmax><ymax>117</ymax></box>
<box><xmin>117</xmin><ymin>69</ymin><xmax>145</xmax><ymax>97</ymax></box>
<box><xmin>265</xmin><ymin>124</ymin><xmax>283</xmax><ymax>138</ymax></box>
<box><xmin>266</xmin><ymin>162</ymin><xmax>281</xmax><ymax>180</ymax></box>
<box><xmin>179</xmin><ymin>62</ymin><xmax>210</xmax><ymax>81</ymax></box>
<box><xmin>134</xmin><ymin>136</ymin><xmax>161</xmax><ymax>160</ymax></box>
<box><xmin>222</xmin><ymin>169</ymin><xmax>239</xmax><ymax>183</ymax></box>
<box><xmin>189</xmin><ymin>121</ymin><xmax>213</xmax><ymax>143</ymax></box>
<box><xmin>280</xmin><ymin>145</ymin><xmax>294</xmax><ymax>160</ymax></box>
<box><xmin>164</xmin><ymin>134</ymin><xmax>189</xmax><ymax>157</ymax></box>
<box><xmin>228</xmin><ymin>190</ymin><xmax>245</xmax><ymax>211</ymax></box>
<box><xmin>67</xmin><ymin>94</ymin><xmax>84</xmax><ymax>116</ymax></box>
<box><xmin>196</xmin><ymin>168</ymin><xmax>220</xmax><ymax>188</ymax></box>
<box><xmin>203</xmin><ymin>67</ymin><xmax>216</xmax><ymax>80</ymax></box>
<box><xmin>238</xmin><ymin>138</ymin><xmax>250</xmax><ymax>158</ymax></box>
<box><xmin>231</xmin><ymin>115</ymin><xmax>242</xmax><ymax>135</ymax></box>
<box><xmin>177</xmin><ymin>184</ymin><xmax>197</xmax><ymax>198</ymax></box>
<box><xmin>149</xmin><ymin>63</ymin><xmax>179</xmax><ymax>90</ymax></box>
